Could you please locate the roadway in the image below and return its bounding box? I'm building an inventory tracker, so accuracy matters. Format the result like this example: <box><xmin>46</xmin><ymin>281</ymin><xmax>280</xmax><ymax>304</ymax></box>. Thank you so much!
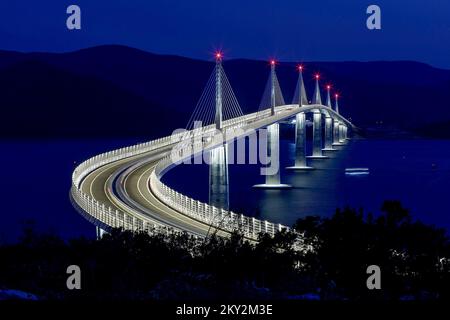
<box><xmin>76</xmin><ymin>104</ymin><xmax>354</xmax><ymax>238</ymax></box>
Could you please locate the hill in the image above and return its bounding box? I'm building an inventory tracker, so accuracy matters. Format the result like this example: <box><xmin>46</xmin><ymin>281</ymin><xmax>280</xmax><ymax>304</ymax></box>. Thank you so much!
<box><xmin>1</xmin><ymin>45</ymin><xmax>449</xmax><ymax>138</ymax></box>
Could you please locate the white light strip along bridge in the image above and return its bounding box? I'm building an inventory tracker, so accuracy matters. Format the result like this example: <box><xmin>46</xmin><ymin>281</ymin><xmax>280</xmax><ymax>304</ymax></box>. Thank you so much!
<box><xmin>71</xmin><ymin>55</ymin><xmax>355</xmax><ymax>241</ymax></box>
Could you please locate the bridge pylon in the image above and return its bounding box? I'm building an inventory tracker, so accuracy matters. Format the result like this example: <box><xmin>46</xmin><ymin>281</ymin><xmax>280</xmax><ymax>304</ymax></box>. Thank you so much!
<box><xmin>332</xmin><ymin>93</ymin><xmax>345</xmax><ymax>146</ymax></box>
<box><xmin>326</xmin><ymin>84</ymin><xmax>332</xmax><ymax>108</ymax></box>
<box><xmin>209</xmin><ymin>144</ymin><xmax>229</xmax><ymax>211</ymax></box>
<box><xmin>323</xmin><ymin>115</ymin><xmax>335</xmax><ymax>151</ymax></box>
<box><xmin>334</xmin><ymin>92</ymin><xmax>340</xmax><ymax>114</ymax></box>
<box><xmin>214</xmin><ymin>53</ymin><xmax>223</xmax><ymax>130</ymax></box>
<box><xmin>96</xmin><ymin>226</ymin><xmax>107</xmax><ymax>240</ymax></box>
<box><xmin>287</xmin><ymin>66</ymin><xmax>314</xmax><ymax>170</ymax></box>
<box><xmin>254</xmin><ymin>60</ymin><xmax>291</xmax><ymax>188</ymax></box>
<box><xmin>333</xmin><ymin>119</ymin><xmax>342</xmax><ymax>146</ymax></box>
<box><xmin>298</xmin><ymin>65</ymin><xmax>309</xmax><ymax>106</ymax></box>
<box><xmin>308</xmin><ymin>74</ymin><xmax>328</xmax><ymax>159</ymax></box>
<box><xmin>312</xmin><ymin>74</ymin><xmax>322</xmax><ymax>105</ymax></box>
<box><xmin>339</xmin><ymin>124</ymin><xmax>347</xmax><ymax>143</ymax></box>
<box><xmin>323</xmin><ymin>85</ymin><xmax>337</xmax><ymax>151</ymax></box>
<box><xmin>336</xmin><ymin>95</ymin><xmax>350</xmax><ymax>141</ymax></box>
<box><xmin>208</xmin><ymin>53</ymin><xmax>230</xmax><ymax>210</ymax></box>
<box><xmin>338</xmin><ymin>123</ymin><xmax>349</xmax><ymax>143</ymax></box>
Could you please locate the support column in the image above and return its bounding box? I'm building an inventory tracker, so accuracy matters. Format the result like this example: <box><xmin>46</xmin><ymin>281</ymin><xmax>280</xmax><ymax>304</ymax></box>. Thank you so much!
<box><xmin>209</xmin><ymin>145</ymin><xmax>229</xmax><ymax>210</ymax></box>
<box><xmin>96</xmin><ymin>226</ymin><xmax>106</xmax><ymax>240</ymax></box>
<box><xmin>270</xmin><ymin>61</ymin><xmax>276</xmax><ymax>116</ymax></box>
<box><xmin>333</xmin><ymin>119</ymin><xmax>344</xmax><ymax>146</ymax></box>
<box><xmin>313</xmin><ymin>110</ymin><xmax>322</xmax><ymax>155</ymax></box>
<box><xmin>209</xmin><ymin>53</ymin><xmax>230</xmax><ymax>209</ymax></box>
<box><xmin>307</xmin><ymin>110</ymin><xmax>328</xmax><ymax>159</ymax></box>
<box><xmin>254</xmin><ymin>61</ymin><xmax>291</xmax><ymax>189</ymax></box>
<box><xmin>254</xmin><ymin>123</ymin><xmax>291</xmax><ymax>188</ymax></box>
<box><xmin>266</xmin><ymin>123</ymin><xmax>280</xmax><ymax>185</ymax></box>
<box><xmin>339</xmin><ymin>124</ymin><xmax>346</xmax><ymax>143</ymax></box>
<box><xmin>286</xmin><ymin>112</ymin><xmax>314</xmax><ymax>170</ymax></box>
<box><xmin>323</xmin><ymin>114</ymin><xmax>336</xmax><ymax>151</ymax></box>
<box><xmin>214</xmin><ymin>54</ymin><xmax>223</xmax><ymax>130</ymax></box>
<box><xmin>332</xmin><ymin>92</ymin><xmax>345</xmax><ymax>146</ymax></box>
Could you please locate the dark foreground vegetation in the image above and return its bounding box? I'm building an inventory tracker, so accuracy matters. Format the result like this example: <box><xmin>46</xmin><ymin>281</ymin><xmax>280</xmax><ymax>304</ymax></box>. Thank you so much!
<box><xmin>0</xmin><ymin>201</ymin><xmax>449</xmax><ymax>301</ymax></box>
<box><xmin>1</xmin><ymin>46</ymin><xmax>450</xmax><ymax>139</ymax></box>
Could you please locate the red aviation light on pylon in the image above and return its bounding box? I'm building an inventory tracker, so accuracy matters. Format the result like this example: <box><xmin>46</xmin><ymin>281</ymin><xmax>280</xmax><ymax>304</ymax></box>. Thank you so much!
<box><xmin>214</xmin><ymin>51</ymin><xmax>223</xmax><ymax>61</ymax></box>
<box><xmin>297</xmin><ymin>64</ymin><xmax>304</xmax><ymax>71</ymax></box>
<box><xmin>335</xmin><ymin>93</ymin><xmax>339</xmax><ymax>99</ymax></box>
<box><xmin>315</xmin><ymin>73</ymin><xmax>320</xmax><ymax>80</ymax></box>
<box><xmin>270</xmin><ymin>59</ymin><xmax>276</xmax><ymax>66</ymax></box>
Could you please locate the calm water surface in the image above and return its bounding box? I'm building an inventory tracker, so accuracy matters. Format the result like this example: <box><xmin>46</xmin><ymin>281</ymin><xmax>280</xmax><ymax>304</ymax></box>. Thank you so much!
<box><xmin>1</xmin><ymin>138</ymin><xmax>449</xmax><ymax>243</ymax></box>
<box><xmin>164</xmin><ymin>138</ymin><xmax>450</xmax><ymax>230</ymax></box>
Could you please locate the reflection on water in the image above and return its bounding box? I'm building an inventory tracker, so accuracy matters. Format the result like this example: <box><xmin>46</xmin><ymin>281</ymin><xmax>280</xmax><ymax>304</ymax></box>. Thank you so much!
<box><xmin>164</xmin><ymin>139</ymin><xmax>450</xmax><ymax>231</ymax></box>
<box><xmin>0</xmin><ymin>138</ymin><xmax>142</xmax><ymax>243</ymax></box>
<box><xmin>1</xmin><ymin>138</ymin><xmax>448</xmax><ymax>243</ymax></box>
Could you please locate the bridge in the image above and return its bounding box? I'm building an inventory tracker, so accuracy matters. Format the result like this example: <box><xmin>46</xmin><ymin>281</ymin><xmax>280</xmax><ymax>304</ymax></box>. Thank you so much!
<box><xmin>70</xmin><ymin>53</ymin><xmax>355</xmax><ymax>241</ymax></box>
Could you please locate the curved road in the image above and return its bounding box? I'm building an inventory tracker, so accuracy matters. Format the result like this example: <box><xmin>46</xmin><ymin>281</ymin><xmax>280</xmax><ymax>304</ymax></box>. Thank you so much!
<box><xmin>76</xmin><ymin>104</ymin><xmax>354</xmax><ymax>238</ymax></box>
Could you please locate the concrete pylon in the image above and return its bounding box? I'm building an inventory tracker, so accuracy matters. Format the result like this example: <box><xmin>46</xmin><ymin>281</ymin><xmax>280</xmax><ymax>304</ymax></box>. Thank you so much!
<box><xmin>333</xmin><ymin>119</ymin><xmax>343</xmax><ymax>146</ymax></box>
<box><xmin>209</xmin><ymin>145</ymin><xmax>229</xmax><ymax>210</ymax></box>
<box><xmin>254</xmin><ymin>123</ymin><xmax>291</xmax><ymax>188</ymax></box>
<box><xmin>266</xmin><ymin>123</ymin><xmax>280</xmax><ymax>185</ymax></box>
<box><xmin>298</xmin><ymin>66</ymin><xmax>308</xmax><ymax>106</ymax></box>
<box><xmin>307</xmin><ymin>75</ymin><xmax>328</xmax><ymax>159</ymax></box>
<box><xmin>287</xmin><ymin>67</ymin><xmax>314</xmax><ymax>170</ymax></box>
<box><xmin>326</xmin><ymin>85</ymin><xmax>332</xmax><ymax>108</ymax></box>
<box><xmin>323</xmin><ymin>85</ymin><xmax>336</xmax><ymax>151</ymax></box>
<box><xmin>344</xmin><ymin>125</ymin><xmax>349</xmax><ymax>140</ymax></box>
<box><xmin>270</xmin><ymin>61</ymin><xmax>276</xmax><ymax>116</ymax></box>
<box><xmin>286</xmin><ymin>112</ymin><xmax>314</xmax><ymax>170</ymax></box>
<box><xmin>254</xmin><ymin>61</ymin><xmax>291</xmax><ymax>189</ymax></box>
<box><xmin>209</xmin><ymin>54</ymin><xmax>230</xmax><ymax>209</ymax></box>
<box><xmin>312</xmin><ymin>74</ymin><xmax>322</xmax><ymax>105</ymax></box>
<box><xmin>307</xmin><ymin>110</ymin><xmax>328</xmax><ymax>159</ymax></box>
<box><xmin>339</xmin><ymin>124</ymin><xmax>347</xmax><ymax>143</ymax></box>
<box><xmin>96</xmin><ymin>226</ymin><xmax>107</xmax><ymax>240</ymax></box>
<box><xmin>334</xmin><ymin>93</ymin><xmax>340</xmax><ymax>114</ymax></box>
<box><xmin>323</xmin><ymin>114</ymin><xmax>336</xmax><ymax>151</ymax></box>
<box><xmin>214</xmin><ymin>55</ymin><xmax>223</xmax><ymax>130</ymax></box>
<box><xmin>332</xmin><ymin>93</ymin><xmax>344</xmax><ymax>146</ymax></box>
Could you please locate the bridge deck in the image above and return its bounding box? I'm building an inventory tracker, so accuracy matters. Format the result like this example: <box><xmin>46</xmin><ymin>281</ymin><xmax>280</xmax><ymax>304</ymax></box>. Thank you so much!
<box><xmin>75</xmin><ymin>105</ymin><xmax>354</xmax><ymax>238</ymax></box>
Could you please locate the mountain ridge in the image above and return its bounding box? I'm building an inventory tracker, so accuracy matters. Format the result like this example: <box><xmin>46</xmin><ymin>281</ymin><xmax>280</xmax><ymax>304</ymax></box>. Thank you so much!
<box><xmin>1</xmin><ymin>45</ymin><xmax>449</xmax><ymax>138</ymax></box>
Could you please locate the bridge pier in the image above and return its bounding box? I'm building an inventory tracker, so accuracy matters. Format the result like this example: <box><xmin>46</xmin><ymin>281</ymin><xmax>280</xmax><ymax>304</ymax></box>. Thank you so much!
<box><xmin>209</xmin><ymin>144</ymin><xmax>229</xmax><ymax>210</ymax></box>
<box><xmin>208</xmin><ymin>53</ymin><xmax>230</xmax><ymax>210</ymax></box>
<box><xmin>254</xmin><ymin>123</ymin><xmax>291</xmax><ymax>189</ymax></box>
<box><xmin>333</xmin><ymin>119</ymin><xmax>344</xmax><ymax>146</ymax></box>
<box><xmin>96</xmin><ymin>226</ymin><xmax>107</xmax><ymax>240</ymax></box>
<box><xmin>322</xmin><ymin>114</ymin><xmax>336</xmax><ymax>151</ymax></box>
<box><xmin>286</xmin><ymin>112</ymin><xmax>314</xmax><ymax>170</ymax></box>
<box><xmin>339</xmin><ymin>124</ymin><xmax>347</xmax><ymax>144</ymax></box>
<box><xmin>307</xmin><ymin>110</ymin><xmax>328</xmax><ymax>159</ymax></box>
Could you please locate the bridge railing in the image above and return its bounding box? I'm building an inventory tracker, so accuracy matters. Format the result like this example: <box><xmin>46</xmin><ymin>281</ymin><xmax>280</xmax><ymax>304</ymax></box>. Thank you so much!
<box><xmin>71</xmin><ymin>104</ymin><xmax>334</xmax><ymax>242</ymax></box>
<box><xmin>70</xmin><ymin>184</ymin><xmax>177</xmax><ymax>236</ymax></box>
<box><xmin>70</xmin><ymin>131</ymin><xmax>191</xmax><ymax>236</ymax></box>
<box><xmin>70</xmin><ymin>107</ymin><xmax>278</xmax><ymax>239</ymax></box>
<box><xmin>150</xmin><ymin>111</ymin><xmax>294</xmax><ymax>239</ymax></box>
<box><xmin>150</xmin><ymin>169</ymin><xmax>287</xmax><ymax>239</ymax></box>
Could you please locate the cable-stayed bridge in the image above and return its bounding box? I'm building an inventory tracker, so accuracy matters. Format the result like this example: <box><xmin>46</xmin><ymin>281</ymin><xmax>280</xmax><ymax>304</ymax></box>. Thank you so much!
<box><xmin>71</xmin><ymin>53</ymin><xmax>355</xmax><ymax>241</ymax></box>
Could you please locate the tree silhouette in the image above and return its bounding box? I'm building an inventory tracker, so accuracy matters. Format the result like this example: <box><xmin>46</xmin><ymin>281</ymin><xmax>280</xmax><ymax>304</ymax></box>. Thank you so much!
<box><xmin>0</xmin><ymin>201</ymin><xmax>449</xmax><ymax>300</ymax></box>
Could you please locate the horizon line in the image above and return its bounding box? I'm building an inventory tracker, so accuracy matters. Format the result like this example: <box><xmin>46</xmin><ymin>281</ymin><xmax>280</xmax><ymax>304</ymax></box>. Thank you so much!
<box><xmin>0</xmin><ymin>44</ymin><xmax>445</xmax><ymax>70</ymax></box>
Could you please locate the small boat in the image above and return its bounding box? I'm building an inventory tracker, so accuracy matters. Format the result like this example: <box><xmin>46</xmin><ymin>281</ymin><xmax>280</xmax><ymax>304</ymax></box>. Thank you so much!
<box><xmin>345</xmin><ymin>168</ymin><xmax>369</xmax><ymax>175</ymax></box>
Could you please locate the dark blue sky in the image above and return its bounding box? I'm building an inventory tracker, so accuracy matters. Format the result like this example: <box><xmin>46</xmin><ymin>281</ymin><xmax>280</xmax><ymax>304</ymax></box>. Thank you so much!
<box><xmin>1</xmin><ymin>0</ymin><xmax>449</xmax><ymax>68</ymax></box>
